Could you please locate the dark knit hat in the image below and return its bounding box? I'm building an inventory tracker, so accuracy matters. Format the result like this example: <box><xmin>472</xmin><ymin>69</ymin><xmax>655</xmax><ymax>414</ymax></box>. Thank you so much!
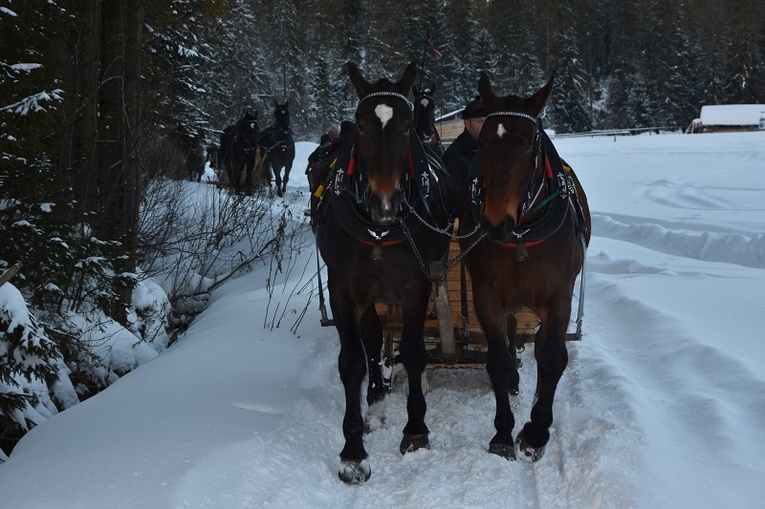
<box><xmin>462</xmin><ymin>96</ymin><xmax>486</xmax><ymax>119</ymax></box>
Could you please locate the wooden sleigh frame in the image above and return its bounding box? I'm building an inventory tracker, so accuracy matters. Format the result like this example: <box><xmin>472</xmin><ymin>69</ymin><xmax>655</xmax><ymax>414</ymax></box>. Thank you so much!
<box><xmin>318</xmin><ymin>223</ymin><xmax>586</xmax><ymax>366</ymax></box>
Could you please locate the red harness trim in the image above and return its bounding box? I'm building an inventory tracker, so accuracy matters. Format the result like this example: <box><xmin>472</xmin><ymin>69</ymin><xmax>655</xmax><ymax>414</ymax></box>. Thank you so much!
<box><xmin>500</xmin><ymin>238</ymin><xmax>546</xmax><ymax>249</ymax></box>
<box><xmin>347</xmin><ymin>149</ymin><xmax>357</xmax><ymax>176</ymax></box>
<box><xmin>358</xmin><ymin>239</ymin><xmax>403</xmax><ymax>247</ymax></box>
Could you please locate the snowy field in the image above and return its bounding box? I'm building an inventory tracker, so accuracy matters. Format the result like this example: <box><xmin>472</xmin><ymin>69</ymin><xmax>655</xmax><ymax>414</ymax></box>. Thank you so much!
<box><xmin>1</xmin><ymin>131</ymin><xmax>764</xmax><ymax>508</ymax></box>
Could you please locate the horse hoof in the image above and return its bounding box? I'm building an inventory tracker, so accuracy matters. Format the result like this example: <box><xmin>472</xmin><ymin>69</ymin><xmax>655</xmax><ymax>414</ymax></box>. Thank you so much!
<box><xmin>515</xmin><ymin>433</ymin><xmax>546</xmax><ymax>463</ymax></box>
<box><xmin>400</xmin><ymin>433</ymin><xmax>429</xmax><ymax>454</ymax></box>
<box><xmin>338</xmin><ymin>459</ymin><xmax>371</xmax><ymax>484</ymax></box>
<box><xmin>489</xmin><ymin>442</ymin><xmax>517</xmax><ymax>460</ymax></box>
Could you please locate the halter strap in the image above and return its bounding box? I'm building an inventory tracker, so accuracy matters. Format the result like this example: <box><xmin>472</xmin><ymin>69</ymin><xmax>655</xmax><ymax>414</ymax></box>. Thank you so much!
<box><xmin>357</xmin><ymin>91</ymin><xmax>414</xmax><ymax>111</ymax></box>
<box><xmin>484</xmin><ymin>111</ymin><xmax>538</xmax><ymax>125</ymax></box>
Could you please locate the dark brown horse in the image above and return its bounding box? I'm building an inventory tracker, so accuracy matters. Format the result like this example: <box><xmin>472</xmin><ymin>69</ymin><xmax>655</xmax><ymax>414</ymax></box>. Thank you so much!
<box><xmin>259</xmin><ymin>101</ymin><xmax>295</xmax><ymax>197</ymax></box>
<box><xmin>458</xmin><ymin>74</ymin><xmax>591</xmax><ymax>462</ymax></box>
<box><xmin>313</xmin><ymin>62</ymin><xmax>453</xmax><ymax>483</ymax></box>
<box><xmin>219</xmin><ymin>110</ymin><xmax>260</xmax><ymax>194</ymax></box>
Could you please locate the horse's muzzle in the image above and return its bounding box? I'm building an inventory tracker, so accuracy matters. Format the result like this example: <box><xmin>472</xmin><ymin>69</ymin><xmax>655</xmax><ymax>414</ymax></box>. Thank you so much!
<box><xmin>367</xmin><ymin>188</ymin><xmax>403</xmax><ymax>226</ymax></box>
<box><xmin>480</xmin><ymin>215</ymin><xmax>515</xmax><ymax>243</ymax></box>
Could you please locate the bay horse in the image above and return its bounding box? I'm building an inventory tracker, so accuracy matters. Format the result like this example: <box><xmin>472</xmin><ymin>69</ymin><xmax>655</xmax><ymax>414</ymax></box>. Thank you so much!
<box><xmin>458</xmin><ymin>74</ymin><xmax>591</xmax><ymax>462</ymax></box>
<box><xmin>259</xmin><ymin>101</ymin><xmax>295</xmax><ymax>197</ymax></box>
<box><xmin>219</xmin><ymin>110</ymin><xmax>260</xmax><ymax>194</ymax></box>
<box><xmin>413</xmin><ymin>83</ymin><xmax>443</xmax><ymax>156</ymax></box>
<box><xmin>313</xmin><ymin>62</ymin><xmax>454</xmax><ymax>483</ymax></box>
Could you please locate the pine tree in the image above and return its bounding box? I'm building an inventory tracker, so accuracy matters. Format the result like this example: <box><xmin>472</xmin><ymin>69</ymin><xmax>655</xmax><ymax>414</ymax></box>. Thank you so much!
<box><xmin>546</xmin><ymin>5</ymin><xmax>591</xmax><ymax>133</ymax></box>
<box><xmin>641</xmin><ymin>0</ymin><xmax>700</xmax><ymax>128</ymax></box>
<box><xmin>723</xmin><ymin>0</ymin><xmax>763</xmax><ymax>103</ymax></box>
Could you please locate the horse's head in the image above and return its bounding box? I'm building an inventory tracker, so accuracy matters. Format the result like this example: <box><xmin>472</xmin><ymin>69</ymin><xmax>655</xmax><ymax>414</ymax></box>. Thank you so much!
<box><xmin>348</xmin><ymin>61</ymin><xmax>416</xmax><ymax>226</ymax></box>
<box><xmin>239</xmin><ymin>110</ymin><xmax>259</xmax><ymax>144</ymax></box>
<box><xmin>413</xmin><ymin>83</ymin><xmax>437</xmax><ymax>144</ymax></box>
<box><xmin>274</xmin><ymin>101</ymin><xmax>290</xmax><ymax>130</ymax></box>
<box><xmin>477</xmin><ymin>73</ymin><xmax>554</xmax><ymax>241</ymax></box>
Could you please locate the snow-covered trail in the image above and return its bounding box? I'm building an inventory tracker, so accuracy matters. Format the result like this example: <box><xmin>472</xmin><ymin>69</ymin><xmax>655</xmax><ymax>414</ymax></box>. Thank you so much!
<box><xmin>128</xmin><ymin>133</ymin><xmax>765</xmax><ymax>509</ymax></box>
<box><xmin>3</xmin><ymin>133</ymin><xmax>765</xmax><ymax>509</ymax></box>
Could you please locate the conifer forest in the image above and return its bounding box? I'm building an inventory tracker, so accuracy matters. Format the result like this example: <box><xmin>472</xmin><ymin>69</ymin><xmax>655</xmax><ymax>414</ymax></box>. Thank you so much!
<box><xmin>0</xmin><ymin>0</ymin><xmax>763</xmax><ymax>452</ymax></box>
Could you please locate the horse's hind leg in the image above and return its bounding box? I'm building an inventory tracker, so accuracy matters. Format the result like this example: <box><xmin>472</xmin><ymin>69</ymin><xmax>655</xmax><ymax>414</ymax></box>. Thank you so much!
<box><xmin>516</xmin><ymin>307</ymin><xmax>569</xmax><ymax>462</ymax></box>
<box><xmin>360</xmin><ymin>304</ymin><xmax>386</xmax><ymax>432</ymax></box>
<box><xmin>244</xmin><ymin>162</ymin><xmax>254</xmax><ymax>195</ymax></box>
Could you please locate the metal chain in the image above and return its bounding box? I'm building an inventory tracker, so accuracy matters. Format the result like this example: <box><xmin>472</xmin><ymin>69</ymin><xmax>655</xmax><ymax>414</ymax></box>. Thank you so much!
<box><xmin>401</xmin><ymin>199</ymin><xmax>481</xmax><ymax>240</ymax></box>
<box><xmin>398</xmin><ymin>218</ymin><xmax>428</xmax><ymax>275</ymax></box>
<box><xmin>399</xmin><ymin>215</ymin><xmax>487</xmax><ymax>274</ymax></box>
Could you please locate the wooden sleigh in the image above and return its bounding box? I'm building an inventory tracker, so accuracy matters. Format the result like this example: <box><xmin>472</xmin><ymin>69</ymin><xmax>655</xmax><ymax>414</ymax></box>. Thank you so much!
<box><xmin>318</xmin><ymin>222</ymin><xmax>586</xmax><ymax>367</ymax></box>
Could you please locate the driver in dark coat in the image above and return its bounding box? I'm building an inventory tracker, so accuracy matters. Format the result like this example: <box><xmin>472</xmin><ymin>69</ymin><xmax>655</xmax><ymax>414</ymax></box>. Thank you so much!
<box><xmin>442</xmin><ymin>96</ymin><xmax>486</xmax><ymax>216</ymax></box>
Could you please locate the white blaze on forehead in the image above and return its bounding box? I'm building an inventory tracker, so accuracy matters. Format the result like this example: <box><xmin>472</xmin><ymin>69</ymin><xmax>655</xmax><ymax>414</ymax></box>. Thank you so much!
<box><xmin>497</xmin><ymin>123</ymin><xmax>507</xmax><ymax>137</ymax></box>
<box><xmin>375</xmin><ymin>104</ymin><xmax>394</xmax><ymax>129</ymax></box>
<box><xmin>420</xmin><ymin>98</ymin><xmax>429</xmax><ymax>107</ymax></box>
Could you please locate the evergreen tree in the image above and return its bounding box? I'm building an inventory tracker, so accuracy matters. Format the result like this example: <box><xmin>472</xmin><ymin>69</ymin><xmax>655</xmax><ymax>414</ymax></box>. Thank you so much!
<box><xmin>546</xmin><ymin>6</ymin><xmax>591</xmax><ymax>132</ymax></box>
<box><xmin>723</xmin><ymin>0</ymin><xmax>763</xmax><ymax>103</ymax></box>
<box><xmin>642</xmin><ymin>0</ymin><xmax>700</xmax><ymax>128</ymax></box>
<box><xmin>444</xmin><ymin>0</ymin><xmax>479</xmax><ymax>108</ymax></box>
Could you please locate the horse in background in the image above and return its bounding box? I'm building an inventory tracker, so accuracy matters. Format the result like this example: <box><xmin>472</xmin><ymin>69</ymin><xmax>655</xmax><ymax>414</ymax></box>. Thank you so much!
<box><xmin>219</xmin><ymin>110</ymin><xmax>261</xmax><ymax>194</ymax></box>
<box><xmin>170</xmin><ymin>125</ymin><xmax>206</xmax><ymax>181</ymax></box>
<box><xmin>259</xmin><ymin>101</ymin><xmax>295</xmax><ymax>197</ymax></box>
<box><xmin>413</xmin><ymin>83</ymin><xmax>443</xmax><ymax>156</ymax></box>
<box><xmin>458</xmin><ymin>73</ymin><xmax>590</xmax><ymax>463</ymax></box>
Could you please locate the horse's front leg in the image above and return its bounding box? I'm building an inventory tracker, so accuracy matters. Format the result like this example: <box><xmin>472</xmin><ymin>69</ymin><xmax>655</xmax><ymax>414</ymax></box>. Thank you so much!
<box><xmin>480</xmin><ymin>303</ymin><xmax>518</xmax><ymax>460</ymax></box>
<box><xmin>360</xmin><ymin>303</ymin><xmax>387</xmax><ymax>432</ymax></box>
<box><xmin>281</xmin><ymin>162</ymin><xmax>292</xmax><ymax>194</ymax></box>
<box><xmin>273</xmin><ymin>164</ymin><xmax>284</xmax><ymax>196</ymax></box>
<box><xmin>516</xmin><ymin>304</ymin><xmax>570</xmax><ymax>462</ymax></box>
<box><xmin>398</xmin><ymin>282</ymin><xmax>431</xmax><ymax>454</ymax></box>
<box><xmin>331</xmin><ymin>289</ymin><xmax>371</xmax><ymax>484</ymax></box>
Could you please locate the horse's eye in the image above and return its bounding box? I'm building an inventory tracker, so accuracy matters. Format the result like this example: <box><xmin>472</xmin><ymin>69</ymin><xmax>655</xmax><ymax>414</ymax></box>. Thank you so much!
<box><xmin>404</xmin><ymin>123</ymin><xmax>411</xmax><ymax>135</ymax></box>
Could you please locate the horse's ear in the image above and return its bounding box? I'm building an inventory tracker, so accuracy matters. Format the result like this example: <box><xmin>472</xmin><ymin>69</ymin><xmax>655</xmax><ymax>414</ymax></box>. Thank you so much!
<box><xmin>396</xmin><ymin>61</ymin><xmax>417</xmax><ymax>95</ymax></box>
<box><xmin>348</xmin><ymin>61</ymin><xmax>369</xmax><ymax>98</ymax></box>
<box><xmin>413</xmin><ymin>84</ymin><xmax>420</xmax><ymax>97</ymax></box>
<box><xmin>526</xmin><ymin>75</ymin><xmax>555</xmax><ymax>117</ymax></box>
<box><xmin>430</xmin><ymin>83</ymin><xmax>436</xmax><ymax>92</ymax></box>
<box><xmin>478</xmin><ymin>71</ymin><xmax>494</xmax><ymax>104</ymax></box>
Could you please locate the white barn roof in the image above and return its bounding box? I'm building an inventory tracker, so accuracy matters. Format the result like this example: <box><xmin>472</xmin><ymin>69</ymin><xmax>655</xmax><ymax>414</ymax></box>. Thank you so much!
<box><xmin>700</xmin><ymin>104</ymin><xmax>765</xmax><ymax>127</ymax></box>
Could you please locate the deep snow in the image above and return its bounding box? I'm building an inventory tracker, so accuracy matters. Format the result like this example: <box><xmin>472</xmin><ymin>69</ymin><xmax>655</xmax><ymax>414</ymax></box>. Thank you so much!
<box><xmin>1</xmin><ymin>131</ymin><xmax>764</xmax><ymax>509</ymax></box>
